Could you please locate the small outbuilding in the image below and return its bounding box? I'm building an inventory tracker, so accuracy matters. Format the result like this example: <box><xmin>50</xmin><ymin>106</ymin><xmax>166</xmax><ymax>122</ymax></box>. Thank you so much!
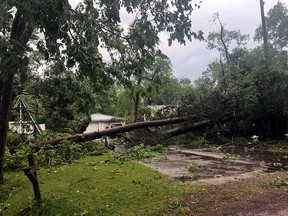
<box><xmin>84</xmin><ymin>113</ymin><xmax>126</xmax><ymax>133</ymax></box>
<box><xmin>9</xmin><ymin>95</ymin><xmax>43</xmax><ymax>135</ymax></box>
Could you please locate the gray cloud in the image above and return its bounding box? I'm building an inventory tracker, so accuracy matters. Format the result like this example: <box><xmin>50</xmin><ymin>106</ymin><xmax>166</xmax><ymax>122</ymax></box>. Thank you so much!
<box><xmin>160</xmin><ymin>0</ymin><xmax>279</xmax><ymax>81</ymax></box>
<box><xmin>69</xmin><ymin>0</ymin><xmax>279</xmax><ymax>81</ymax></box>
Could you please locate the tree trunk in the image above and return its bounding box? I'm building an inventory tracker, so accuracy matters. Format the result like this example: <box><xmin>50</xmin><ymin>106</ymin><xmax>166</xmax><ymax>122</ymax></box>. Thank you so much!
<box><xmin>133</xmin><ymin>77</ymin><xmax>142</xmax><ymax>122</ymax></box>
<box><xmin>0</xmin><ymin>73</ymin><xmax>14</xmax><ymax>183</ymax></box>
<box><xmin>133</xmin><ymin>91</ymin><xmax>140</xmax><ymax>122</ymax></box>
<box><xmin>165</xmin><ymin>119</ymin><xmax>213</xmax><ymax>137</ymax></box>
<box><xmin>10</xmin><ymin>114</ymin><xmax>244</xmax><ymax>152</ymax></box>
<box><xmin>220</xmin><ymin>25</ymin><xmax>231</xmax><ymax>83</ymax></box>
<box><xmin>0</xmin><ymin>11</ymin><xmax>33</xmax><ymax>183</ymax></box>
<box><xmin>41</xmin><ymin>117</ymin><xmax>186</xmax><ymax>146</ymax></box>
<box><xmin>165</xmin><ymin>114</ymin><xmax>244</xmax><ymax>137</ymax></box>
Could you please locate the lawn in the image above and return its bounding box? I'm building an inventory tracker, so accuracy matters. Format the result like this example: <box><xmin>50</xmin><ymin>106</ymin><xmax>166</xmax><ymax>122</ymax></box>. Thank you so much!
<box><xmin>1</xmin><ymin>147</ymin><xmax>287</xmax><ymax>216</ymax></box>
<box><xmin>0</xmin><ymin>152</ymin><xmax>205</xmax><ymax>216</ymax></box>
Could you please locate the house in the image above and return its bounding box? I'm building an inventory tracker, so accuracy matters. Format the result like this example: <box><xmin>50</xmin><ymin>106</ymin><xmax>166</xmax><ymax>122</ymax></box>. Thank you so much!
<box><xmin>84</xmin><ymin>113</ymin><xmax>126</xmax><ymax>133</ymax></box>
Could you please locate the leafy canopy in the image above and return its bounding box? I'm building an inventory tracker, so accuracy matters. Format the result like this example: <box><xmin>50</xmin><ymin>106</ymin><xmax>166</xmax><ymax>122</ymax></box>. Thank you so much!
<box><xmin>254</xmin><ymin>1</ymin><xmax>288</xmax><ymax>49</ymax></box>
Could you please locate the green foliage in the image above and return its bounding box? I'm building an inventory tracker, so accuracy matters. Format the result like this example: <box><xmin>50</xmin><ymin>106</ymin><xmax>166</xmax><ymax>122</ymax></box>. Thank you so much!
<box><xmin>191</xmin><ymin>39</ymin><xmax>288</xmax><ymax>139</ymax></box>
<box><xmin>4</xmin><ymin>145</ymin><xmax>35</xmax><ymax>170</ymax></box>
<box><xmin>254</xmin><ymin>1</ymin><xmax>288</xmax><ymax>49</ymax></box>
<box><xmin>1</xmin><ymin>155</ymin><xmax>195</xmax><ymax>215</ymax></box>
<box><xmin>0</xmin><ymin>0</ymin><xmax>204</xmax><ymax>182</ymax></box>
<box><xmin>187</xmin><ymin>163</ymin><xmax>200</xmax><ymax>172</ymax></box>
<box><xmin>270</xmin><ymin>177</ymin><xmax>288</xmax><ymax>187</ymax></box>
<box><xmin>30</xmin><ymin>73</ymin><xmax>95</xmax><ymax>133</ymax></box>
<box><xmin>130</xmin><ymin>128</ymin><xmax>171</xmax><ymax>147</ymax></box>
<box><xmin>36</xmin><ymin>142</ymin><xmax>82</xmax><ymax>167</ymax></box>
<box><xmin>187</xmin><ymin>10</ymin><xmax>288</xmax><ymax>140</ymax></box>
<box><xmin>222</xmin><ymin>153</ymin><xmax>240</xmax><ymax>160</ymax></box>
<box><xmin>35</xmin><ymin>139</ymin><xmax>107</xmax><ymax>167</ymax></box>
<box><xmin>112</xmin><ymin>144</ymin><xmax>165</xmax><ymax>162</ymax></box>
<box><xmin>6</xmin><ymin>131</ymin><xmax>27</xmax><ymax>147</ymax></box>
<box><xmin>207</xmin><ymin>13</ymin><xmax>249</xmax><ymax>55</ymax></box>
<box><xmin>252</xmin><ymin>171</ymin><xmax>261</xmax><ymax>177</ymax></box>
<box><xmin>3</xmin><ymin>131</ymin><xmax>107</xmax><ymax>170</ymax></box>
<box><xmin>191</xmin><ymin>137</ymin><xmax>209</xmax><ymax>146</ymax></box>
<box><xmin>34</xmin><ymin>130</ymin><xmax>71</xmax><ymax>142</ymax></box>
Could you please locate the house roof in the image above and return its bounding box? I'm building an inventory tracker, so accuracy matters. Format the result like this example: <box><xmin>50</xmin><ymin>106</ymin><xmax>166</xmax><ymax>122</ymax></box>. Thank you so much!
<box><xmin>90</xmin><ymin>113</ymin><xmax>126</xmax><ymax>122</ymax></box>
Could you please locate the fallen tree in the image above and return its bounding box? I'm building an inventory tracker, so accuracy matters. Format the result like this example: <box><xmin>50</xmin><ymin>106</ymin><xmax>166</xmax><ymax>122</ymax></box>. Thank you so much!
<box><xmin>41</xmin><ymin>117</ymin><xmax>186</xmax><ymax>146</ymax></box>
<box><xmin>9</xmin><ymin>113</ymin><xmax>243</xmax><ymax>152</ymax></box>
<box><xmin>165</xmin><ymin>114</ymin><xmax>242</xmax><ymax>137</ymax></box>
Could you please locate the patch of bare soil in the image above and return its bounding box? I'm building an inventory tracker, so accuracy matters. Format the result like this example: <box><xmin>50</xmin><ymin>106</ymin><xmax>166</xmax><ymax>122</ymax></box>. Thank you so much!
<box><xmin>142</xmin><ymin>143</ymin><xmax>287</xmax><ymax>215</ymax></box>
<box><xmin>159</xmin><ymin>171</ymin><xmax>288</xmax><ymax>216</ymax></box>
<box><xmin>190</xmin><ymin>172</ymin><xmax>288</xmax><ymax>216</ymax></box>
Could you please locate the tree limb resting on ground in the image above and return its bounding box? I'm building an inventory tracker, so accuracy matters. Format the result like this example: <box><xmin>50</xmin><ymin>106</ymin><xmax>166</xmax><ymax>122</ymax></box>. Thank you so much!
<box><xmin>9</xmin><ymin>113</ymin><xmax>244</xmax><ymax>152</ymax></box>
<box><xmin>41</xmin><ymin>117</ymin><xmax>186</xmax><ymax>146</ymax></box>
<box><xmin>165</xmin><ymin>113</ymin><xmax>244</xmax><ymax>137</ymax></box>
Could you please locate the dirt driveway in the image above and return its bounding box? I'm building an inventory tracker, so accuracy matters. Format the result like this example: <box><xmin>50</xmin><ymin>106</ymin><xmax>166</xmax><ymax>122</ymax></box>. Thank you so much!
<box><xmin>140</xmin><ymin>145</ymin><xmax>288</xmax><ymax>216</ymax></box>
<box><xmin>191</xmin><ymin>172</ymin><xmax>288</xmax><ymax>216</ymax></box>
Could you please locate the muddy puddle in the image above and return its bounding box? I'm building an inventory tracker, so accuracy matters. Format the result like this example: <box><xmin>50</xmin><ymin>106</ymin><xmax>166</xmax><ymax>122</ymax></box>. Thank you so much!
<box><xmin>138</xmin><ymin>145</ymin><xmax>272</xmax><ymax>184</ymax></box>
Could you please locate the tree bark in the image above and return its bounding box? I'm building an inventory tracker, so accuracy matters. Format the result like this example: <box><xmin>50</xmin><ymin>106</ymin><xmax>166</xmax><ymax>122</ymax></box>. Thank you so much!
<box><xmin>0</xmin><ymin>73</ymin><xmax>14</xmax><ymax>183</ymax></box>
<box><xmin>165</xmin><ymin>119</ymin><xmax>213</xmax><ymax>137</ymax></box>
<box><xmin>10</xmin><ymin>114</ymin><xmax>244</xmax><ymax>153</ymax></box>
<box><xmin>220</xmin><ymin>25</ymin><xmax>231</xmax><ymax>83</ymax></box>
<box><xmin>41</xmin><ymin>117</ymin><xmax>186</xmax><ymax>146</ymax></box>
<box><xmin>133</xmin><ymin>77</ymin><xmax>142</xmax><ymax>122</ymax></box>
<box><xmin>165</xmin><ymin>114</ymin><xmax>243</xmax><ymax>137</ymax></box>
<box><xmin>0</xmin><ymin>11</ymin><xmax>34</xmax><ymax>183</ymax></box>
<box><xmin>133</xmin><ymin>91</ymin><xmax>140</xmax><ymax>122</ymax></box>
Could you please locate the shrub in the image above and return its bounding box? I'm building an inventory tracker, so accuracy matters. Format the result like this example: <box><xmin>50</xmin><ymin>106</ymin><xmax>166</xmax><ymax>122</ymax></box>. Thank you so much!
<box><xmin>6</xmin><ymin>131</ymin><xmax>28</xmax><ymax>147</ymax></box>
<box><xmin>4</xmin><ymin>144</ymin><xmax>35</xmax><ymax>169</ymax></box>
<box><xmin>112</xmin><ymin>144</ymin><xmax>166</xmax><ymax>162</ymax></box>
<box><xmin>187</xmin><ymin>163</ymin><xmax>200</xmax><ymax>172</ymax></box>
<box><xmin>4</xmin><ymin>134</ymin><xmax>107</xmax><ymax>170</ymax></box>
<box><xmin>270</xmin><ymin>177</ymin><xmax>288</xmax><ymax>187</ymax></box>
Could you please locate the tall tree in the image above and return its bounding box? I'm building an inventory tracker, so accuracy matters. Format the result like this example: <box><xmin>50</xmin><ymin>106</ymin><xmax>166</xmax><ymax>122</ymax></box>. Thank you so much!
<box><xmin>116</xmin><ymin>17</ymin><xmax>177</xmax><ymax>121</ymax></box>
<box><xmin>236</xmin><ymin>47</ymin><xmax>288</xmax><ymax>138</ymax></box>
<box><xmin>207</xmin><ymin>13</ymin><xmax>249</xmax><ymax>87</ymax></box>
<box><xmin>254</xmin><ymin>1</ymin><xmax>288</xmax><ymax>49</ymax></box>
<box><xmin>0</xmin><ymin>0</ymin><xmax>203</xmax><ymax>183</ymax></box>
<box><xmin>30</xmin><ymin>71</ymin><xmax>96</xmax><ymax>133</ymax></box>
<box><xmin>193</xmin><ymin>45</ymin><xmax>288</xmax><ymax>139</ymax></box>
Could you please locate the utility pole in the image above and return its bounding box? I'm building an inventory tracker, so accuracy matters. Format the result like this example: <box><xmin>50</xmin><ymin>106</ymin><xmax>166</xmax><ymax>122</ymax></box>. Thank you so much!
<box><xmin>259</xmin><ymin>0</ymin><xmax>268</xmax><ymax>46</ymax></box>
<box><xmin>259</xmin><ymin>0</ymin><xmax>270</xmax><ymax>74</ymax></box>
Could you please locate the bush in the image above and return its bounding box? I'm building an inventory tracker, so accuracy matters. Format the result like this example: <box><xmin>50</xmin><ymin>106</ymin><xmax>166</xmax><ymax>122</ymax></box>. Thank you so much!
<box><xmin>4</xmin><ymin>133</ymin><xmax>107</xmax><ymax>170</ymax></box>
<box><xmin>80</xmin><ymin>140</ymin><xmax>107</xmax><ymax>156</ymax></box>
<box><xmin>4</xmin><ymin>145</ymin><xmax>35</xmax><ymax>169</ymax></box>
<box><xmin>112</xmin><ymin>144</ymin><xmax>165</xmax><ymax>162</ymax></box>
<box><xmin>35</xmin><ymin>141</ymin><xmax>83</xmax><ymax>167</ymax></box>
<box><xmin>270</xmin><ymin>177</ymin><xmax>288</xmax><ymax>187</ymax></box>
<box><xmin>130</xmin><ymin>129</ymin><xmax>170</xmax><ymax>147</ymax></box>
<box><xmin>187</xmin><ymin>163</ymin><xmax>200</xmax><ymax>172</ymax></box>
<box><xmin>6</xmin><ymin>131</ymin><xmax>28</xmax><ymax>147</ymax></box>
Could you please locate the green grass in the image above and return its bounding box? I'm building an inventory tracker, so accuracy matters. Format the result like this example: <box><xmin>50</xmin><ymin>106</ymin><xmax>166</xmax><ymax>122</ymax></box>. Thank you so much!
<box><xmin>257</xmin><ymin>142</ymin><xmax>288</xmax><ymax>153</ymax></box>
<box><xmin>0</xmin><ymin>153</ymin><xmax>203</xmax><ymax>216</ymax></box>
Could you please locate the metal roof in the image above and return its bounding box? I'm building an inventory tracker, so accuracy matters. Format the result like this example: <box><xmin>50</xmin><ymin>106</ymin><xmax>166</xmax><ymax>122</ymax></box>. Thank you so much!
<box><xmin>90</xmin><ymin>113</ymin><xmax>125</xmax><ymax>122</ymax></box>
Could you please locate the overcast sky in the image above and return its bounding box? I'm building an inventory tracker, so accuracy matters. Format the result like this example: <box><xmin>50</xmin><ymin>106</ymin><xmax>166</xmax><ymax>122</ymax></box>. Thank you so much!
<box><xmin>69</xmin><ymin>0</ymin><xmax>283</xmax><ymax>81</ymax></box>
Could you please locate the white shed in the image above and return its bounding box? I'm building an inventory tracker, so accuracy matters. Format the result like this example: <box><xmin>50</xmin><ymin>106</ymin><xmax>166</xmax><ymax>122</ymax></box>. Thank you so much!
<box><xmin>84</xmin><ymin>113</ymin><xmax>126</xmax><ymax>133</ymax></box>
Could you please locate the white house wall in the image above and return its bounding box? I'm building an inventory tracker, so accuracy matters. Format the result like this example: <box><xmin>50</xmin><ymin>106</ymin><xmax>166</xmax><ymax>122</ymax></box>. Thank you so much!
<box><xmin>84</xmin><ymin>121</ymin><xmax>126</xmax><ymax>133</ymax></box>
<box><xmin>84</xmin><ymin>122</ymin><xmax>110</xmax><ymax>133</ymax></box>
